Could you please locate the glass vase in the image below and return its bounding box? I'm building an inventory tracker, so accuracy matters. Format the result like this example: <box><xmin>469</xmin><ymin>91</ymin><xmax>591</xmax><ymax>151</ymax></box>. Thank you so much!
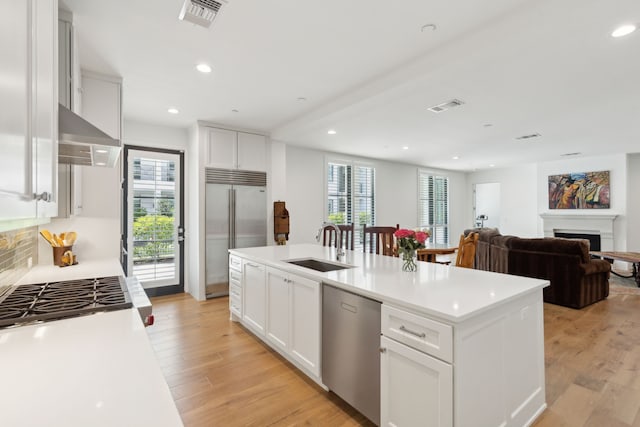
<box><xmin>400</xmin><ymin>248</ymin><xmax>417</xmax><ymax>272</ymax></box>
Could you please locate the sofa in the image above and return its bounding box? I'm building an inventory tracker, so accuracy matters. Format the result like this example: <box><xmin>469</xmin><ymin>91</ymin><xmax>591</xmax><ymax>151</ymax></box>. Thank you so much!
<box><xmin>465</xmin><ymin>228</ymin><xmax>611</xmax><ymax>309</ymax></box>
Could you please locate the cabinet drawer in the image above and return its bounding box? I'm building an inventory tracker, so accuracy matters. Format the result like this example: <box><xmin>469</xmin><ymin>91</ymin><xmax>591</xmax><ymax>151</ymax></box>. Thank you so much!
<box><xmin>230</xmin><ymin>294</ymin><xmax>242</xmax><ymax>317</ymax></box>
<box><xmin>230</xmin><ymin>283</ymin><xmax>242</xmax><ymax>300</ymax></box>
<box><xmin>229</xmin><ymin>268</ymin><xmax>242</xmax><ymax>285</ymax></box>
<box><xmin>382</xmin><ymin>305</ymin><xmax>452</xmax><ymax>363</ymax></box>
<box><xmin>229</xmin><ymin>255</ymin><xmax>242</xmax><ymax>272</ymax></box>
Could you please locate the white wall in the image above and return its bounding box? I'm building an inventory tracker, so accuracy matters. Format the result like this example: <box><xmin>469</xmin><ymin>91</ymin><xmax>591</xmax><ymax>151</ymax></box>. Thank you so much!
<box><xmin>39</xmin><ymin>164</ymin><xmax>121</xmax><ymax>264</ymax></box>
<box><xmin>123</xmin><ymin>119</ymin><xmax>188</xmax><ymax>150</ymax></box>
<box><xmin>467</xmin><ymin>164</ymin><xmax>539</xmax><ymax>237</ymax></box>
<box><xmin>537</xmin><ymin>154</ymin><xmax>627</xmax><ymax>251</ymax></box>
<box><xmin>466</xmin><ymin>154</ymin><xmax>630</xmax><ymax>249</ymax></box>
<box><xmin>280</xmin><ymin>145</ymin><xmax>468</xmax><ymax>244</ymax></box>
<box><xmin>627</xmin><ymin>154</ymin><xmax>640</xmax><ymax>251</ymax></box>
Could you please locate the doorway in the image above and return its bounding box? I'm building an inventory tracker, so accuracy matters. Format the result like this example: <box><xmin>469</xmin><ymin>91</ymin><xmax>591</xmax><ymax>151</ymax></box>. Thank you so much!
<box><xmin>473</xmin><ymin>183</ymin><xmax>501</xmax><ymax>229</ymax></box>
<box><xmin>122</xmin><ymin>146</ymin><xmax>184</xmax><ymax>296</ymax></box>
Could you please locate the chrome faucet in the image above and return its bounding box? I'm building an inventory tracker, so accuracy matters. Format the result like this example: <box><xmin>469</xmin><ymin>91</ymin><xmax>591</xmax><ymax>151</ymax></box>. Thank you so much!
<box><xmin>316</xmin><ymin>222</ymin><xmax>346</xmax><ymax>261</ymax></box>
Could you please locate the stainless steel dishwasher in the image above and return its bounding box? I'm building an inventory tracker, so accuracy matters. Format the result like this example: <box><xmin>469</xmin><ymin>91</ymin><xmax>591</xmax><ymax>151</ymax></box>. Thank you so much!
<box><xmin>322</xmin><ymin>284</ymin><xmax>381</xmax><ymax>425</ymax></box>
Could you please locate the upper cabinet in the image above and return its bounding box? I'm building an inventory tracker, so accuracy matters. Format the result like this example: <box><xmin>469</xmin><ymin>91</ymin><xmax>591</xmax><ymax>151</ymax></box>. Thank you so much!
<box><xmin>58</xmin><ymin>8</ymin><xmax>81</xmax><ymax>114</ymax></box>
<box><xmin>0</xmin><ymin>0</ymin><xmax>58</xmax><ymax>225</ymax></box>
<box><xmin>81</xmin><ymin>71</ymin><xmax>122</xmax><ymax>140</ymax></box>
<box><xmin>205</xmin><ymin>127</ymin><xmax>268</xmax><ymax>172</ymax></box>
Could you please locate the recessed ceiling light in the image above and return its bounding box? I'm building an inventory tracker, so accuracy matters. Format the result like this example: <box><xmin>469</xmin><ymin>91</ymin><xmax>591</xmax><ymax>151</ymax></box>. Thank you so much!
<box><xmin>328</xmin><ymin>129</ymin><xmax>337</xmax><ymax>135</ymax></box>
<box><xmin>483</xmin><ymin>123</ymin><xmax>493</xmax><ymax>128</ymax></box>
<box><xmin>452</xmin><ymin>156</ymin><xmax>460</xmax><ymax>160</ymax></box>
<box><xmin>95</xmin><ymin>149</ymin><xmax>108</xmax><ymax>154</ymax></box>
<box><xmin>168</xmin><ymin>108</ymin><xmax>179</xmax><ymax>114</ymax></box>
<box><xmin>232</xmin><ymin>109</ymin><xmax>239</xmax><ymax>113</ymax></box>
<box><xmin>489</xmin><ymin>164</ymin><xmax>495</xmax><ymax>168</ymax></box>
<box><xmin>402</xmin><ymin>146</ymin><xmax>409</xmax><ymax>150</ymax></box>
<box><xmin>612</xmin><ymin>24</ymin><xmax>637</xmax><ymax>38</ymax></box>
<box><xmin>297</xmin><ymin>97</ymin><xmax>307</xmax><ymax>102</ymax></box>
<box><xmin>560</xmin><ymin>152</ymin><xmax>582</xmax><ymax>157</ymax></box>
<box><xmin>196</xmin><ymin>63</ymin><xmax>212</xmax><ymax>73</ymax></box>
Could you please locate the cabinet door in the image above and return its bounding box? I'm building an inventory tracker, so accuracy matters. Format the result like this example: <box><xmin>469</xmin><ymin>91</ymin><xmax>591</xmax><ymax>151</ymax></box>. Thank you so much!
<box><xmin>237</xmin><ymin>132</ymin><xmax>267</xmax><ymax>172</ymax></box>
<box><xmin>242</xmin><ymin>261</ymin><xmax>266</xmax><ymax>336</ymax></box>
<box><xmin>380</xmin><ymin>336</ymin><xmax>453</xmax><ymax>427</ymax></box>
<box><xmin>34</xmin><ymin>0</ymin><xmax>58</xmax><ymax>218</ymax></box>
<box><xmin>289</xmin><ymin>273</ymin><xmax>320</xmax><ymax>377</ymax></box>
<box><xmin>0</xmin><ymin>0</ymin><xmax>36</xmax><ymax>219</ymax></box>
<box><xmin>207</xmin><ymin>128</ymin><xmax>237</xmax><ymax>169</ymax></box>
<box><xmin>265</xmin><ymin>268</ymin><xmax>290</xmax><ymax>352</ymax></box>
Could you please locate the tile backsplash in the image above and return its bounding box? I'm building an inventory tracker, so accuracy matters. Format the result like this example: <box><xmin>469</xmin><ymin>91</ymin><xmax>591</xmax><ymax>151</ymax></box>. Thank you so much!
<box><xmin>0</xmin><ymin>226</ymin><xmax>37</xmax><ymax>287</ymax></box>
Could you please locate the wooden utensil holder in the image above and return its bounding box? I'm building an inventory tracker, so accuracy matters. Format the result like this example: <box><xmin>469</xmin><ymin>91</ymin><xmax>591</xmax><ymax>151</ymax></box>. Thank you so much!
<box><xmin>53</xmin><ymin>245</ymin><xmax>75</xmax><ymax>267</ymax></box>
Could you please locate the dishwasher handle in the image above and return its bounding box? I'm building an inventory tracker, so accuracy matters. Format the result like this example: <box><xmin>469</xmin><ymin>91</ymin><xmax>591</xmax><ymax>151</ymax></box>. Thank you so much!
<box><xmin>340</xmin><ymin>301</ymin><xmax>357</xmax><ymax>314</ymax></box>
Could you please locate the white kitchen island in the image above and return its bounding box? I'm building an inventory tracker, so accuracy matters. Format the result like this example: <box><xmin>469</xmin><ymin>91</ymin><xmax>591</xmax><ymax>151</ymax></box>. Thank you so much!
<box><xmin>229</xmin><ymin>244</ymin><xmax>549</xmax><ymax>427</ymax></box>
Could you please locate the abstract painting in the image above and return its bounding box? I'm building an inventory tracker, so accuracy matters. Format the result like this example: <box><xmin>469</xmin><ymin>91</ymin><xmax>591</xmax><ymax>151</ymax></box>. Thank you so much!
<box><xmin>548</xmin><ymin>170</ymin><xmax>610</xmax><ymax>209</ymax></box>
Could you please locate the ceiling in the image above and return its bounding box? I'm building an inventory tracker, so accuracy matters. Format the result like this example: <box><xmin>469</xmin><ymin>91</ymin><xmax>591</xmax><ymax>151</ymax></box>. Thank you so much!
<box><xmin>63</xmin><ymin>0</ymin><xmax>640</xmax><ymax>171</ymax></box>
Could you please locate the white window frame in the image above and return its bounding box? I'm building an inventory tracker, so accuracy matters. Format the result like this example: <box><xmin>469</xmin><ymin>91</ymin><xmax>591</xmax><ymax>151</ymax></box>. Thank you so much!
<box><xmin>417</xmin><ymin>170</ymin><xmax>450</xmax><ymax>244</ymax></box>
<box><xmin>325</xmin><ymin>157</ymin><xmax>376</xmax><ymax>248</ymax></box>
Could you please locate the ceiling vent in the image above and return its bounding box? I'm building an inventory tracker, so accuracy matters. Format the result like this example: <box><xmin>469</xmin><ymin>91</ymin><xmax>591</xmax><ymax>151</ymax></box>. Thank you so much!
<box><xmin>427</xmin><ymin>99</ymin><xmax>465</xmax><ymax>113</ymax></box>
<box><xmin>179</xmin><ymin>0</ymin><xmax>226</xmax><ymax>28</ymax></box>
<box><xmin>515</xmin><ymin>133</ymin><xmax>541</xmax><ymax>140</ymax></box>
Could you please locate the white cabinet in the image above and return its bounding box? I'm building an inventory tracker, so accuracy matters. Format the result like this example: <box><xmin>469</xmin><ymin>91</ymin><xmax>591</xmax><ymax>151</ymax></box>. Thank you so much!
<box><xmin>265</xmin><ymin>267</ymin><xmax>321</xmax><ymax>377</ymax></box>
<box><xmin>265</xmin><ymin>268</ymin><xmax>290</xmax><ymax>352</ymax></box>
<box><xmin>289</xmin><ymin>273</ymin><xmax>320</xmax><ymax>376</ymax></box>
<box><xmin>57</xmin><ymin>164</ymin><xmax>83</xmax><ymax>217</ymax></box>
<box><xmin>381</xmin><ymin>336</ymin><xmax>453</xmax><ymax>427</ymax></box>
<box><xmin>81</xmin><ymin>71</ymin><xmax>122</xmax><ymax>140</ymax></box>
<box><xmin>380</xmin><ymin>305</ymin><xmax>453</xmax><ymax>426</ymax></box>
<box><xmin>242</xmin><ymin>260</ymin><xmax>266</xmax><ymax>335</ymax></box>
<box><xmin>237</xmin><ymin>132</ymin><xmax>267</xmax><ymax>171</ymax></box>
<box><xmin>58</xmin><ymin>9</ymin><xmax>81</xmax><ymax>113</ymax></box>
<box><xmin>229</xmin><ymin>254</ymin><xmax>243</xmax><ymax>319</ymax></box>
<box><xmin>206</xmin><ymin>127</ymin><xmax>267</xmax><ymax>172</ymax></box>
<box><xmin>0</xmin><ymin>0</ymin><xmax>57</xmax><ymax>224</ymax></box>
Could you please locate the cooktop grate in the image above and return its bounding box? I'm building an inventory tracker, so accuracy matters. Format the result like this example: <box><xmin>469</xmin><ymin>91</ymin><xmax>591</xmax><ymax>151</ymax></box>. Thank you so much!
<box><xmin>0</xmin><ymin>276</ymin><xmax>132</xmax><ymax>329</ymax></box>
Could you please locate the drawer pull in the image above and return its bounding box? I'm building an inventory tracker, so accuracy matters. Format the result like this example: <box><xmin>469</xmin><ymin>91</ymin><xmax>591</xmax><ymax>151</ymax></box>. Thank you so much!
<box><xmin>400</xmin><ymin>325</ymin><xmax>426</xmax><ymax>338</ymax></box>
<box><xmin>246</xmin><ymin>262</ymin><xmax>260</xmax><ymax>268</ymax></box>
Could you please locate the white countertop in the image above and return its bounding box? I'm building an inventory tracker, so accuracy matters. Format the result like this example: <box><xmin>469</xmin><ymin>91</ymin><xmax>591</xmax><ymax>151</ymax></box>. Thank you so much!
<box><xmin>3</xmin><ymin>258</ymin><xmax>183</xmax><ymax>426</ymax></box>
<box><xmin>0</xmin><ymin>309</ymin><xmax>182</xmax><ymax>427</ymax></box>
<box><xmin>230</xmin><ymin>244</ymin><xmax>549</xmax><ymax>322</ymax></box>
<box><xmin>16</xmin><ymin>258</ymin><xmax>125</xmax><ymax>285</ymax></box>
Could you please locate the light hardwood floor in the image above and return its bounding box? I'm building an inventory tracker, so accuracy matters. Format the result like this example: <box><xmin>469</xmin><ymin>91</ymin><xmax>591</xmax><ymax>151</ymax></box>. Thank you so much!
<box><xmin>148</xmin><ymin>291</ymin><xmax>640</xmax><ymax>427</ymax></box>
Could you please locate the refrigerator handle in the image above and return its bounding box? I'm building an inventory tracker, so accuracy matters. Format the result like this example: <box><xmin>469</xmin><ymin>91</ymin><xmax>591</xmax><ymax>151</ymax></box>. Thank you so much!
<box><xmin>231</xmin><ymin>188</ymin><xmax>237</xmax><ymax>249</ymax></box>
<box><xmin>228</xmin><ymin>188</ymin><xmax>234</xmax><ymax>249</ymax></box>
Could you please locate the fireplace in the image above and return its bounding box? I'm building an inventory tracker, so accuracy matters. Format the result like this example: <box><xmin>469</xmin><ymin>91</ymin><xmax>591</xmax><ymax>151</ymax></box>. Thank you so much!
<box><xmin>540</xmin><ymin>214</ymin><xmax>617</xmax><ymax>251</ymax></box>
<box><xmin>554</xmin><ymin>231</ymin><xmax>601</xmax><ymax>251</ymax></box>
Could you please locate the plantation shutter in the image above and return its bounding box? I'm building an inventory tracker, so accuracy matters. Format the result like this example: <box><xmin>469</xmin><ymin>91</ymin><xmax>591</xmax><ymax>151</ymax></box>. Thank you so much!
<box><xmin>327</xmin><ymin>162</ymin><xmax>351</xmax><ymax>224</ymax></box>
<box><xmin>353</xmin><ymin>165</ymin><xmax>375</xmax><ymax>228</ymax></box>
<box><xmin>418</xmin><ymin>171</ymin><xmax>449</xmax><ymax>244</ymax></box>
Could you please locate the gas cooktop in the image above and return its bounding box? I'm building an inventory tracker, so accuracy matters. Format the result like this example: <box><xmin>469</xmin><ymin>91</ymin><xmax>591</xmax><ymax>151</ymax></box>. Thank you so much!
<box><xmin>0</xmin><ymin>276</ymin><xmax>132</xmax><ymax>329</ymax></box>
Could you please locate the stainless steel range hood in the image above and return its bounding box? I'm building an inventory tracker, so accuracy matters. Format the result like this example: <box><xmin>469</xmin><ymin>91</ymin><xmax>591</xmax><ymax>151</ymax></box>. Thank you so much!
<box><xmin>58</xmin><ymin>104</ymin><xmax>121</xmax><ymax>167</ymax></box>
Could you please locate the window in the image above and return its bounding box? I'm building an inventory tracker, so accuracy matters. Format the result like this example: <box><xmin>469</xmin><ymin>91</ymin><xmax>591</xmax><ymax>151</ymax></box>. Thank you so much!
<box><xmin>418</xmin><ymin>171</ymin><xmax>449</xmax><ymax>244</ymax></box>
<box><xmin>327</xmin><ymin>160</ymin><xmax>375</xmax><ymax>247</ymax></box>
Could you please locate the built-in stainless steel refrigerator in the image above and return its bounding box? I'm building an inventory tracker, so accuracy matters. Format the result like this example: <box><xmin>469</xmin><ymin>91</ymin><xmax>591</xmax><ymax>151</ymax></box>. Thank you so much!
<box><xmin>205</xmin><ymin>169</ymin><xmax>267</xmax><ymax>298</ymax></box>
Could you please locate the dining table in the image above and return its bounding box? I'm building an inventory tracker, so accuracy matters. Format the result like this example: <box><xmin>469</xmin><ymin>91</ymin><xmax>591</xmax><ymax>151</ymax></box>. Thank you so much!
<box><xmin>417</xmin><ymin>243</ymin><xmax>458</xmax><ymax>263</ymax></box>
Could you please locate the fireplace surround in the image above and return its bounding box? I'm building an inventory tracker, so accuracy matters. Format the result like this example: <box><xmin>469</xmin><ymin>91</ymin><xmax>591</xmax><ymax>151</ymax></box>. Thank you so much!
<box><xmin>540</xmin><ymin>214</ymin><xmax>617</xmax><ymax>251</ymax></box>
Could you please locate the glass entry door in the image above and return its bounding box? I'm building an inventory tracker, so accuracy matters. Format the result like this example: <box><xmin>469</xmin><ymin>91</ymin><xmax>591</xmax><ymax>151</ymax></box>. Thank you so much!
<box><xmin>123</xmin><ymin>147</ymin><xmax>184</xmax><ymax>294</ymax></box>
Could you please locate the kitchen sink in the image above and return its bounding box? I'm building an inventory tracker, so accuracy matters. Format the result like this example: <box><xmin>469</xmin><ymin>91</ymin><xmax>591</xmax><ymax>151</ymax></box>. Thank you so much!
<box><xmin>285</xmin><ymin>258</ymin><xmax>354</xmax><ymax>272</ymax></box>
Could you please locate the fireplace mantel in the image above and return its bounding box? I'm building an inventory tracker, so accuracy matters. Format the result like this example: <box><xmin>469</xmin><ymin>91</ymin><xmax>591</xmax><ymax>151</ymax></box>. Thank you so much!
<box><xmin>540</xmin><ymin>213</ymin><xmax>618</xmax><ymax>251</ymax></box>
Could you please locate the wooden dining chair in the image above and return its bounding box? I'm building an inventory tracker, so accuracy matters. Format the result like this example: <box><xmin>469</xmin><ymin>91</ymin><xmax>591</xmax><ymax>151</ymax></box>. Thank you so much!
<box><xmin>363</xmin><ymin>224</ymin><xmax>399</xmax><ymax>256</ymax></box>
<box><xmin>322</xmin><ymin>223</ymin><xmax>355</xmax><ymax>250</ymax></box>
<box><xmin>455</xmin><ymin>232</ymin><xmax>479</xmax><ymax>268</ymax></box>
